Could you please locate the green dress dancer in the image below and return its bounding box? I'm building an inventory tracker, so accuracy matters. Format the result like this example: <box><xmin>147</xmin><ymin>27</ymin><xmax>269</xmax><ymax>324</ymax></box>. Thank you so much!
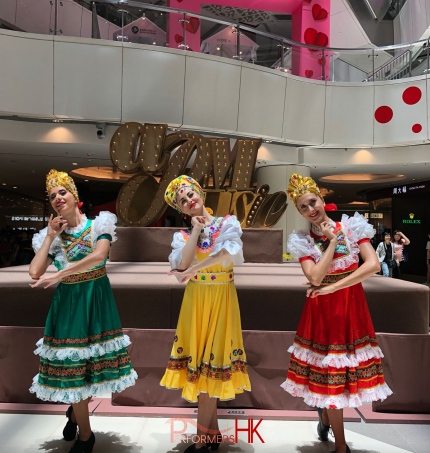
<box><xmin>30</xmin><ymin>212</ymin><xmax>137</xmax><ymax>402</ymax></box>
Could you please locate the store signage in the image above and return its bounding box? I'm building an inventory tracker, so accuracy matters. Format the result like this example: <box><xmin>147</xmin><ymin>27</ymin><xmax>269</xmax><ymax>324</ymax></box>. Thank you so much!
<box><xmin>402</xmin><ymin>212</ymin><xmax>421</xmax><ymax>224</ymax></box>
<box><xmin>370</xmin><ymin>213</ymin><xmax>383</xmax><ymax>219</ymax></box>
<box><xmin>110</xmin><ymin>122</ymin><xmax>287</xmax><ymax>227</ymax></box>
<box><xmin>11</xmin><ymin>216</ymin><xmax>49</xmax><ymax>222</ymax></box>
<box><xmin>392</xmin><ymin>183</ymin><xmax>427</xmax><ymax>195</ymax></box>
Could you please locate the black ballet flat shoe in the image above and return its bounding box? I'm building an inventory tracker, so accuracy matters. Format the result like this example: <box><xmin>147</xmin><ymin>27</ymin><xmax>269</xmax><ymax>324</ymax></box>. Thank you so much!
<box><xmin>206</xmin><ymin>431</ymin><xmax>221</xmax><ymax>450</ymax></box>
<box><xmin>329</xmin><ymin>445</ymin><xmax>351</xmax><ymax>453</ymax></box>
<box><xmin>63</xmin><ymin>405</ymin><xmax>78</xmax><ymax>441</ymax></box>
<box><xmin>317</xmin><ymin>407</ymin><xmax>330</xmax><ymax>441</ymax></box>
<box><xmin>184</xmin><ymin>444</ymin><xmax>210</xmax><ymax>453</ymax></box>
<box><xmin>206</xmin><ymin>439</ymin><xmax>220</xmax><ymax>451</ymax></box>
<box><xmin>68</xmin><ymin>432</ymin><xmax>95</xmax><ymax>453</ymax></box>
<box><xmin>206</xmin><ymin>441</ymin><xmax>220</xmax><ymax>451</ymax></box>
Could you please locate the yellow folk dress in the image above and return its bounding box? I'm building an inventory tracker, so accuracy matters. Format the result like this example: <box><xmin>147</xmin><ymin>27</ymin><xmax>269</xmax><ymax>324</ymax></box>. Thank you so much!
<box><xmin>160</xmin><ymin>215</ymin><xmax>251</xmax><ymax>402</ymax></box>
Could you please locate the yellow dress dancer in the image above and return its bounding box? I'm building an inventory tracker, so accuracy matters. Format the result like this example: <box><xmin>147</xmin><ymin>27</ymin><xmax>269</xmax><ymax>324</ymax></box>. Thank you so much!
<box><xmin>160</xmin><ymin>175</ymin><xmax>251</xmax><ymax>453</ymax></box>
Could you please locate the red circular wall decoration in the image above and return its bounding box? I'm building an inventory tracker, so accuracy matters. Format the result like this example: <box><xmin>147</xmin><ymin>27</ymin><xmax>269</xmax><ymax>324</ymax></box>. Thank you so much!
<box><xmin>374</xmin><ymin>106</ymin><xmax>393</xmax><ymax>123</ymax></box>
<box><xmin>412</xmin><ymin>123</ymin><xmax>422</xmax><ymax>133</ymax></box>
<box><xmin>402</xmin><ymin>86</ymin><xmax>422</xmax><ymax>105</ymax></box>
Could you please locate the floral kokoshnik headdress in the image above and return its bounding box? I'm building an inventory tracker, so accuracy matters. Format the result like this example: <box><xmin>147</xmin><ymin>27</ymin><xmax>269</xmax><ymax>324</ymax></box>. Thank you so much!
<box><xmin>164</xmin><ymin>175</ymin><xmax>205</xmax><ymax>213</ymax></box>
<box><xmin>287</xmin><ymin>173</ymin><xmax>323</xmax><ymax>207</ymax></box>
<box><xmin>46</xmin><ymin>169</ymin><xmax>80</xmax><ymax>202</ymax></box>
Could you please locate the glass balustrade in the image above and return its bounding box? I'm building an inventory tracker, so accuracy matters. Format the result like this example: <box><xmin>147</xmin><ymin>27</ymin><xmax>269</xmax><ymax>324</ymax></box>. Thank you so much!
<box><xmin>1</xmin><ymin>0</ymin><xmax>429</xmax><ymax>83</ymax></box>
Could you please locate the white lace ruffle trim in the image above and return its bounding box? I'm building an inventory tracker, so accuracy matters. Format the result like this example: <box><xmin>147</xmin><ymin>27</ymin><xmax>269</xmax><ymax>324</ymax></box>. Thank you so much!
<box><xmin>64</xmin><ymin>215</ymin><xmax>88</xmax><ymax>234</ymax></box>
<box><xmin>30</xmin><ymin>369</ymin><xmax>138</xmax><ymax>404</ymax></box>
<box><xmin>341</xmin><ymin>212</ymin><xmax>375</xmax><ymax>244</ymax></box>
<box><xmin>34</xmin><ymin>334</ymin><xmax>132</xmax><ymax>362</ymax></box>
<box><xmin>287</xmin><ymin>213</ymin><xmax>375</xmax><ymax>269</ymax></box>
<box><xmin>280</xmin><ymin>380</ymin><xmax>393</xmax><ymax>409</ymax></box>
<box><xmin>288</xmin><ymin>342</ymin><xmax>385</xmax><ymax>369</ymax></box>
<box><xmin>92</xmin><ymin>211</ymin><xmax>117</xmax><ymax>243</ymax></box>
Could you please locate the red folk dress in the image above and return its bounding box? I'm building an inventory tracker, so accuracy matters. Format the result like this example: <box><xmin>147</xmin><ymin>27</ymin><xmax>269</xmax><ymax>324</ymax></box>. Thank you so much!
<box><xmin>281</xmin><ymin>213</ymin><xmax>392</xmax><ymax>408</ymax></box>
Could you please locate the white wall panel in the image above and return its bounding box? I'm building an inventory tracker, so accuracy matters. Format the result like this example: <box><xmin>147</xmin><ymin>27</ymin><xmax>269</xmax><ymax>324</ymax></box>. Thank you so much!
<box><xmin>15</xmin><ymin>0</ymin><xmax>53</xmax><ymax>35</ymax></box>
<box><xmin>0</xmin><ymin>0</ymin><xmax>17</xmax><ymax>26</ymax></box>
<box><xmin>283</xmin><ymin>77</ymin><xmax>325</xmax><ymax>145</ymax></box>
<box><xmin>427</xmin><ymin>0</ymin><xmax>430</xmax><ymax>35</ymax></box>
<box><xmin>330</xmin><ymin>0</ymin><xmax>345</xmax><ymax>15</ymax></box>
<box><xmin>412</xmin><ymin>0</ymin><xmax>428</xmax><ymax>41</ymax></box>
<box><xmin>4</xmin><ymin>29</ymin><xmax>430</xmax><ymax>149</ymax></box>
<box><xmin>374</xmin><ymin>78</ymin><xmax>427</xmax><ymax>146</ymax></box>
<box><xmin>330</xmin><ymin>10</ymin><xmax>369</xmax><ymax>48</ymax></box>
<box><xmin>238</xmin><ymin>66</ymin><xmax>286</xmax><ymax>138</ymax></box>
<box><xmin>122</xmin><ymin>47</ymin><xmax>185</xmax><ymax>125</ymax></box>
<box><xmin>183</xmin><ymin>54</ymin><xmax>241</xmax><ymax>133</ymax></box>
<box><xmin>324</xmin><ymin>83</ymin><xmax>374</xmax><ymax>146</ymax></box>
<box><xmin>393</xmin><ymin>15</ymin><xmax>401</xmax><ymax>45</ymax></box>
<box><xmin>425</xmin><ymin>78</ymin><xmax>430</xmax><ymax>142</ymax></box>
<box><xmin>399</xmin><ymin>1</ymin><xmax>414</xmax><ymax>43</ymax></box>
<box><xmin>54</xmin><ymin>38</ymin><xmax>122</xmax><ymax>121</ymax></box>
<box><xmin>0</xmin><ymin>32</ymin><xmax>54</xmax><ymax>117</ymax></box>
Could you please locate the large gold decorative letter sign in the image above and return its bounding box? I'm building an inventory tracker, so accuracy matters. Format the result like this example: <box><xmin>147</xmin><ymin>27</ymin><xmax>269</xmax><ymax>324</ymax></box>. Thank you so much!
<box><xmin>110</xmin><ymin>123</ymin><xmax>287</xmax><ymax>227</ymax></box>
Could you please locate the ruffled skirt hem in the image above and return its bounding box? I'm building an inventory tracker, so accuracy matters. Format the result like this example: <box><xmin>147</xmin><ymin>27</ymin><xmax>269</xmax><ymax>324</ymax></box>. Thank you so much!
<box><xmin>288</xmin><ymin>343</ymin><xmax>384</xmax><ymax>369</ymax></box>
<box><xmin>280</xmin><ymin>379</ymin><xmax>393</xmax><ymax>409</ymax></box>
<box><xmin>34</xmin><ymin>334</ymin><xmax>132</xmax><ymax>361</ymax></box>
<box><xmin>29</xmin><ymin>369</ymin><xmax>138</xmax><ymax>404</ymax></box>
<box><xmin>160</xmin><ymin>369</ymin><xmax>251</xmax><ymax>403</ymax></box>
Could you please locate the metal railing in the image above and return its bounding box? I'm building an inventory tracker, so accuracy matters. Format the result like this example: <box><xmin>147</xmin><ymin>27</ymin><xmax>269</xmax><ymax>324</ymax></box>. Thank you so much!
<box><xmin>2</xmin><ymin>0</ymin><xmax>430</xmax><ymax>83</ymax></box>
<box><xmin>366</xmin><ymin>49</ymin><xmax>412</xmax><ymax>81</ymax></box>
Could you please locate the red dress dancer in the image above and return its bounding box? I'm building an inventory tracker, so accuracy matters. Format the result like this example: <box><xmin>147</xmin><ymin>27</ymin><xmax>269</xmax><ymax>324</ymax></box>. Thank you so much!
<box><xmin>281</xmin><ymin>173</ymin><xmax>391</xmax><ymax>453</ymax></box>
<box><xmin>282</xmin><ymin>214</ymin><xmax>392</xmax><ymax>406</ymax></box>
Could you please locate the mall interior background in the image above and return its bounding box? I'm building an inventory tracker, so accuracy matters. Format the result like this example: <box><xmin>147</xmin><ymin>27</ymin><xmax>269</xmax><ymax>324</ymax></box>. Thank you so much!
<box><xmin>0</xmin><ymin>0</ymin><xmax>429</xmax><ymax>279</ymax></box>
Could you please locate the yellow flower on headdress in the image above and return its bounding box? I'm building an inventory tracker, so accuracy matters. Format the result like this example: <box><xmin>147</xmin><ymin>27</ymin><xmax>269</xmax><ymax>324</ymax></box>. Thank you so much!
<box><xmin>164</xmin><ymin>175</ymin><xmax>205</xmax><ymax>212</ymax></box>
<box><xmin>46</xmin><ymin>169</ymin><xmax>80</xmax><ymax>202</ymax></box>
<box><xmin>287</xmin><ymin>173</ymin><xmax>323</xmax><ymax>207</ymax></box>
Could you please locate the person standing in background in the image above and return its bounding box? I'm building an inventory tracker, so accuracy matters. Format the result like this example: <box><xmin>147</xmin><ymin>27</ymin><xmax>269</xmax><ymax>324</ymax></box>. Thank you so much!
<box><xmin>392</xmin><ymin>230</ymin><xmax>410</xmax><ymax>279</ymax></box>
<box><xmin>375</xmin><ymin>233</ymin><xmax>396</xmax><ymax>278</ymax></box>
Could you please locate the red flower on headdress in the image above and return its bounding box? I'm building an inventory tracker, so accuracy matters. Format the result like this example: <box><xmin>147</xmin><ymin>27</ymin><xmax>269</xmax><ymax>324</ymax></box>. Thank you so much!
<box><xmin>324</xmin><ymin>203</ymin><xmax>337</xmax><ymax>211</ymax></box>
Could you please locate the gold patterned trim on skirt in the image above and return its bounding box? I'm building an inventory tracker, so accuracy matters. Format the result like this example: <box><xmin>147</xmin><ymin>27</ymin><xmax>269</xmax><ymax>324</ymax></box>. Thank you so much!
<box><xmin>190</xmin><ymin>270</ymin><xmax>234</xmax><ymax>284</ymax></box>
<box><xmin>321</xmin><ymin>269</ymin><xmax>354</xmax><ymax>285</ymax></box>
<box><xmin>62</xmin><ymin>266</ymin><xmax>107</xmax><ymax>284</ymax></box>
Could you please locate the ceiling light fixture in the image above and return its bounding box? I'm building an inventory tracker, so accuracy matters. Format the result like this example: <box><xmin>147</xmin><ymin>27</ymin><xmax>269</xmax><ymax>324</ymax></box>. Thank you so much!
<box><xmin>319</xmin><ymin>173</ymin><xmax>407</xmax><ymax>184</ymax></box>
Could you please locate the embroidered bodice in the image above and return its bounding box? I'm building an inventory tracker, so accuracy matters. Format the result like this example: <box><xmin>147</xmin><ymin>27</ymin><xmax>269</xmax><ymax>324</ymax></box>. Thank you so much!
<box><xmin>32</xmin><ymin>212</ymin><xmax>117</xmax><ymax>271</ymax></box>
<box><xmin>57</xmin><ymin>218</ymin><xmax>110</xmax><ymax>271</ymax></box>
<box><xmin>287</xmin><ymin>212</ymin><xmax>375</xmax><ymax>276</ymax></box>
<box><xmin>169</xmin><ymin>215</ymin><xmax>244</xmax><ymax>274</ymax></box>
<box><xmin>185</xmin><ymin>216</ymin><xmax>224</xmax><ymax>254</ymax></box>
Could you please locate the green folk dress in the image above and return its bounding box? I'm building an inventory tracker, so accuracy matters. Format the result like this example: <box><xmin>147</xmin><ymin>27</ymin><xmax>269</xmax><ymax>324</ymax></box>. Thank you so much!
<box><xmin>30</xmin><ymin>212</ymin><xmax>137</xmax><ymax>403</ymax></box>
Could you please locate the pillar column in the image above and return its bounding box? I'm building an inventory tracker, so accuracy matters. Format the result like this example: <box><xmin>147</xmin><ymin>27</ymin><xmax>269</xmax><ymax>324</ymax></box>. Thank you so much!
<box><xmin>255</xmin><ymin>164</ymin><xmax>310</xmax><ymax>252</ymax></box>
<box><xmin>167</xmin><ymin>0</ymin><xmax>201</xmax><ymax>52</ymax></box>
<box><xmin>291</xmin><ymin>0</ymin><xmax>330</xmax><ymax>80</ymax></box>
